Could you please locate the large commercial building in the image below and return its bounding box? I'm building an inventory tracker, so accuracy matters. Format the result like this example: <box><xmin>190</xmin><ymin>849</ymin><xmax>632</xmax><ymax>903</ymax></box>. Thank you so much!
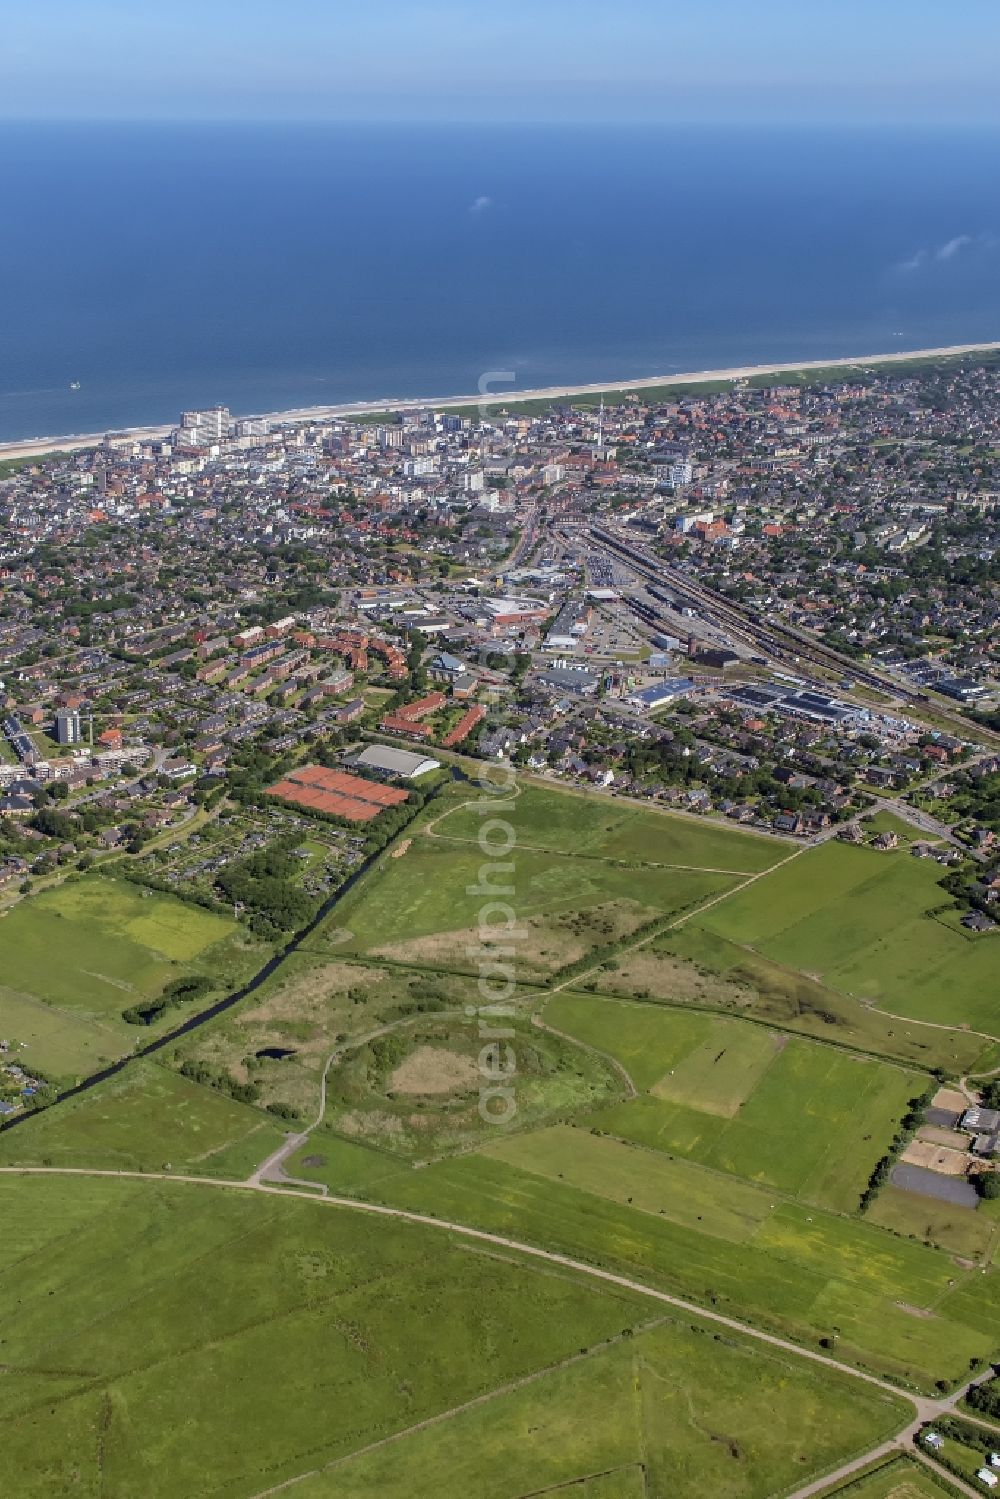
<box><xmin>626</xmin><ymin>678</ymin><xmax>695</xmax><ymax>712</ymax></box>
<box><xmin>353</xmin><ymin>744</ymin><xmax>441</xmax><ymax>780</ymax></box>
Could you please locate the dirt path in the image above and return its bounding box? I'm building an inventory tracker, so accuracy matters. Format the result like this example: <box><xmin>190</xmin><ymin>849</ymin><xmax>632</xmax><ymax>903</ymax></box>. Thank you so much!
<box><xmin>0</xmin><ymin>1163</ymin><xmax>932</xmax><ymax>1409</ymax></box>
<box><xmin>246</xmin><ymin>1321</ymin><xmax>667</xmax><ymax>1498</ymax></box>
<box><xmin>248</xmin><ymin>1007</ymin><xmax>468</xmax><ymax>1191</ymax></box>
<box><xmin>546</xmin><ymin>843</ymin><xmax>806</xmax><ymax>996</ymax></box>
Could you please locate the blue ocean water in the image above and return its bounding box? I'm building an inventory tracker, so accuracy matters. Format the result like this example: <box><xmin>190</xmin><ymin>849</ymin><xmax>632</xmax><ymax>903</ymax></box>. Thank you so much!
<box><xmin>1</xmin><ymin>122</ymin><xmax>999</xmax><ymax>442</ymax></box>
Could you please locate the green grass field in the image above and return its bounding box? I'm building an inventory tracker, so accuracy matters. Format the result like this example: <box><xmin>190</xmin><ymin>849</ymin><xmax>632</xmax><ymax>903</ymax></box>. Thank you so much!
<box><xmin>545</xmin><ymin>994</ymin><xmax>922</xmax><ymax>1211</ymax></box>
<box><xmin>0</xmin><ymin>1060</ymin><xmax>287</xmax><ymax>1176</ymax></box>
<box><xmin>363</xmin><ymin>1146</ymin><xmax>1000</xmax><ymax>1389</ymax></box>
<box><xmin>607</xmin><ymin>923</ymin><xmax>989</xmax><ymax>1072</ymax></box>
<box><xmin>692</xmin><ymin>841</ymin><xmax>1000</xmax><ymax>1035</ymax></box>
<box><xmin>819</xmin><ymin>1455</ymin><xmax>960</xmax><ymax>1498</ymax></box>
<box><xmin>4</xmin><ymin>770</ymin><xmax>994</xmax><ymax>1489</ymax></box>
<box><xmin>0</xmin><ymin>875</ymin><xmax>261</xmax><ymax>1079</ymax></box>
<box><xmin>0</xmin><ymin>1174</ymin><xmax>909</xmax><ymax>1498</ymax></box>
<box><xmin>315</xmin><ymin>836</ymin><xmax>735</xmax><ymax>977</ymax></box>
<box><xmin>436</xmin><ymin>781</ymin><xmax>786</xmax><ymax>872</ymax></box>
<box><xmin>320</xmin><ymin>1011</ymin><xmax>621</xmax><ymax>1158</ymax></box>
<box><xmin>172</xmin><ymin>954</ymin><xmax>485</xmax><ymax>1123</ymax></box>
<box><xmin>284</xmin><ymin>1315</ymin><xmax>908</xmax><ymax>1499</ymax></box>
<box><xmin>865</xmin><ymin>1184</ymin><xmax>996</xmax><ymax>1261</ymax></box>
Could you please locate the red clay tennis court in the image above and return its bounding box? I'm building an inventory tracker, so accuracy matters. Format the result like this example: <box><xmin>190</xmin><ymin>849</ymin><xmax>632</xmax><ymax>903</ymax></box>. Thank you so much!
<box><xmin>266</xmin><ymin>764</ymin><xmax>409</xmax><ymax>822</ymax></box>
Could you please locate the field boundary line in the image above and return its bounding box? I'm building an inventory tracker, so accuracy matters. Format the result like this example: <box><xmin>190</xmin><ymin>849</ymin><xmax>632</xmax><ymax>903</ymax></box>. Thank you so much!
<box><xmin>531</xmin><ymin>1012</ymin><xmax>638</xmax><ymax>1099</ymax></box>
<box><xmin>545</xmin><ymin>845</ymin><xmax>806</xmax><ymax>995</ymax></box>
<box><xmin>245</xmin><ymin>1322</ymin><xmax>667</xmax><ymax>1498</ymax></box>
<box><xmin>0</xmin><ymin>1164</ymin><xmax>934</xmax><ymax>1408</ymax></box>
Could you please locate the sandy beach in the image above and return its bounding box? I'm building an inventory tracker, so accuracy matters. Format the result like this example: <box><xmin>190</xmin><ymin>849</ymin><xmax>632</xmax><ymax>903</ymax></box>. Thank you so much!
<box><xmin>3</xmin><ymin>339</ymin><xmax>999</xmax><ymax>462</ymax></box>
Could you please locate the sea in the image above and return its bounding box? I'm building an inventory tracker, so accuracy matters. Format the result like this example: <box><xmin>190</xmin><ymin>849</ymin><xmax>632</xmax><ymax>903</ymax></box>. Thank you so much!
<box><xmin>1</xmin><ymin>121</ymin><xmax>999</xmax><ymax>442</ymax></box>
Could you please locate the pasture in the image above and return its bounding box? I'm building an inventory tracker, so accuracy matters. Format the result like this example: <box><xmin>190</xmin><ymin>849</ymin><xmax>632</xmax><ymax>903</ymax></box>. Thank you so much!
<box><xmin>0</xmin><ymin>1173</ymin><xmax>645</xmax><ymax>1497</ymax></box>
<box><xmin>318</xmin><ymin>836</ymin><xmax>735</xmax><ymax>977</ymax></box>
<box><xmin>821</xmin><ymin>1456</ymin><xmax>959</xmax><ymax>1499</ymax></box>
<box><xmin>370</xmin><ymin>1148</ymin><xmax>999</xmax><ymax>1389</ymax></box>
<box><xmin>0</xmin><ymin>1060</ymin><xmax>286</xmax><ymax>1177</ymax></box>
<box><xmin>611</xmin><ymin>923</ymin><xmax>989</xmax><ymax>1072</ymax></box>
<box><xmin>434</xmin><ymin>780</ymin><xmax>786</xmax><ymax>872</ymax></box>
<box><xmin>283</xmin><ymin>1314</ymin><xmax>908</xmax><ymax>1499</ymax></box>
<box><xmin>0</xmin><ymin>875</ymin><xmax>258</xmax><ymax>1079</ymax></box>
<box><xmin>866</xmin><ymin>1184</ymin><xmax>997</xmax><ymax>1261</ymax></box>
<box><xmin>544</xmin><ymin>994</ymin><xmax>922</xmax><ymax>1212</ymax></box>
<box><xmin>695</xmin><ymin>841</ymin><xmax>1000</xmax><ymax>1035</ymax></box>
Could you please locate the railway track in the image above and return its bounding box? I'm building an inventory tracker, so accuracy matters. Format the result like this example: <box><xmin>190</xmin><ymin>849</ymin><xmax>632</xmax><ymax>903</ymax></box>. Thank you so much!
<box><xmin>588</xmin><ymin>525</ymin><xmax>917</xmax><ymax>701</ymax></box>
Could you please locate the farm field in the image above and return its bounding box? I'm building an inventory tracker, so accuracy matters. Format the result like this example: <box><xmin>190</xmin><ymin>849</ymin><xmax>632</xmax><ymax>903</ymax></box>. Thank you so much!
<box><xmin>545</xmin><ymin>993</ymin><xmax>923</xmax><ymax>1212</ymax></box>
<box><xmin>0</xmin><ymin>1174</ymin><xmax>911</xmax><ymax>1499</ymax></box>
<box><xmin>0</xmin><ymin>875</ymin><xmax>263</xmax><ymax>1080</ymax></box>
<box><xmin>865</xmin><ymin>1184</ymin><xmax>997</xmax><ymax>1261</ymax></box>
<box><xmin>284</xmin><ymin>1314</ymin><xmax>908</xmax><ymax>1499</ymax></box>
<box><xmin>694</xmin><ymin>841</ymin><xmax>1000</xmax><ymax>1035</ymax></box>
<box><xmin>434</xmin><ymin>780</ymin><xmax>786</xmax><ymax>872</ymax></box>
<box><xmin>315</xmin><ymin>835</ymin><xmax>736</xmax><ymax>977</ymax></box>
<box><xmin>820</xmin><ymin>1456</ymin><xmax>960</xmax><ymax>1498</ymax></box>
<box><xmin>365</xmin><ymin>1147</ymin><xmax>1000</xmax><ymax>1389</ymax></box>
<box><xmin>0</xmin><ymin>1060</ymin><xmax>287</xmax><ymax>1176</ymax></box>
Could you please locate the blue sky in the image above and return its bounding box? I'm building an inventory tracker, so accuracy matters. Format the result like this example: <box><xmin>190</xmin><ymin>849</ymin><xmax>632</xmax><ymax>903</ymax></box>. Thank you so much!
<box><xmin>2</xmin><ymin>1</ymin><xmax>999</xmax><ymax>126</ymax></box>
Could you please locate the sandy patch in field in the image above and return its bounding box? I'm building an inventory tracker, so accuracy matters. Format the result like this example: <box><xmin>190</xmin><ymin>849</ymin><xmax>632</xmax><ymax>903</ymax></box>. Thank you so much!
<box><xmin>919</xmin><ymin>1125</ymin><xmax>972</xmax><ymax>1151</ymax></box>
<box><xmin>597</xmin><ymin>950</ymin><xmax>753</xmax><ymax>1008</ymax></box>
<box><xmin>391</xmin><ymin>840</ymin><xmax>411</xmax><ymax>859</ymax></box>
<box><xmin>373</xmin><ymin>901</ymin><xmax>659</xmax><ymax>976</ymax></box>
<box><xmin>390</xmin><ymin>1045</ymin><xmax>478</xmax><ymax>1095</ymax></box>
<box><xmin>932</xmin><ymin>1087</ymin><xmax>969</xmax><ymax>1114</ymax></box>
<box><xmin>901</xmin><ymin>1139</ymin><xmax>969</xmax><ymax>1175</ymax></box>
<box><xmin>373</xmin><ymin>921</ymin><xmax>585</xmax><ymax>974</ymax></box>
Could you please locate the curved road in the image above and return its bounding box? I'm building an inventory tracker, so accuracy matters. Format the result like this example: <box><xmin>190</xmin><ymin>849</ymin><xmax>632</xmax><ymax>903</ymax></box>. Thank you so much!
<box><xmin>5</xmin><ymin>1161</ymin><xmax>998</xmax><ymax>1495</ymax></box>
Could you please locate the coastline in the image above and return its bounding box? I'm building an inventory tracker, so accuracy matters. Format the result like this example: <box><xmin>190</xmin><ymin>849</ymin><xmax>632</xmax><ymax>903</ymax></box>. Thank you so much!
<box><xmin>3</xmin><ymin>338</ymin><xmax>1000</xmax><ymax>462</ymax></box>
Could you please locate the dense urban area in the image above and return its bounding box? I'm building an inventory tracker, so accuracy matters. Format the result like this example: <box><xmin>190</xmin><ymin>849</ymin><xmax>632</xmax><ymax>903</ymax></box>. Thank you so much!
<box><xmin>3</xmin><ymin>355</ymin><xmax>1000</xmax><ymax>1499</ymax></box>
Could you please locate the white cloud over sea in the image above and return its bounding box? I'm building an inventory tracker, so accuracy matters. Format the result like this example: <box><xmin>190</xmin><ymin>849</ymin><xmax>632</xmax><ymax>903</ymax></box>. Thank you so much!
<box><xmin>469</xmin><ymin>195</ymin><xmax>493</xmax><ymax>213</ymax></box>
<box><xmin>896</xmin><ymin>231</ymin><xmax>996</xmax><ymax>273</ymax></box>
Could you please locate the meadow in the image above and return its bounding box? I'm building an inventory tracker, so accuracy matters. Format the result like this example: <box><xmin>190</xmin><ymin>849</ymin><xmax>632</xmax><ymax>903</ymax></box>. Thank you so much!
<box><xmin>0</xmin><ymin>1174</ymin><xmax>910</xmax><ymax>1499</ymax></box>
<box><xmin>3</xmin><ymin>771</ymin><xmax>996</xmax><ymax>1490</ymax></box>
<box><xmin>601</xmin><ymin>923</ymin><xmax>989</xmax><ymax>1072</ymax></box>
<box><xmin>865</xmin><ymin>1184</ymin><xmax>998</xmax><ymax>1261</ymax></box>
<box><xmin>172</xmin><ymin>953</ymin><xmax>486</xmax><ymax>1123</ymax></box>
<box><xmin>0</xmin><ymin>875</ymin><xmax>260</xmax><ymax>1080</ymax></box>
<box><xmin>435</xmin><ymin>780</ymin><xmax>786</xmax><ymax>872</ymax></box>
<box><xmin>819</xmin><ymin>1456</ymin><xmax>960</xmax><ymax>1499</ymax></box>
<box><xmin>695</xmin><ymin>841</ymin><xmax>1000</xmax><ymax>1035</ymax></box>
<box><xmin>316</xmin><ymin>835</ymin><xmax>736</xmax><ymax>977</ymax></box>
<box><xmin>366</xmin><ymin>1147</ymin><xmax>1000</xmax><ymax>1390</ymax></box>
<box><xmin>321</xmin><ymin>1010</ymin><xmax>621</xmax><ymax>1157</ymax></box>
<box><xmin>545</xmin><ymin>993</ymin><xmax>923</xmax><ymax>1212</ymax></box>
<box><xmin>0</xmin><ymin>1060</ymin><xmax>286</xmax><ymax>1177</ymax></box>
<box><xmin>284</xmin><ymin>1315</ymin><xmax>908</xmax><ymax>1499</ymax></box>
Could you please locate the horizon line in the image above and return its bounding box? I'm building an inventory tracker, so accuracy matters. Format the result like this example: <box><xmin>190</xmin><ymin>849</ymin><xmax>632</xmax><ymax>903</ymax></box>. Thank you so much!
<box><xmin>3</xmin><ymin>339</ymin><xmax>999</xmax><ymax>461</ymax></box>
<box><xmin>2</xmin><ymin>115</ymin><xmax>1000</xmax><ymax>131</ymax></box>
